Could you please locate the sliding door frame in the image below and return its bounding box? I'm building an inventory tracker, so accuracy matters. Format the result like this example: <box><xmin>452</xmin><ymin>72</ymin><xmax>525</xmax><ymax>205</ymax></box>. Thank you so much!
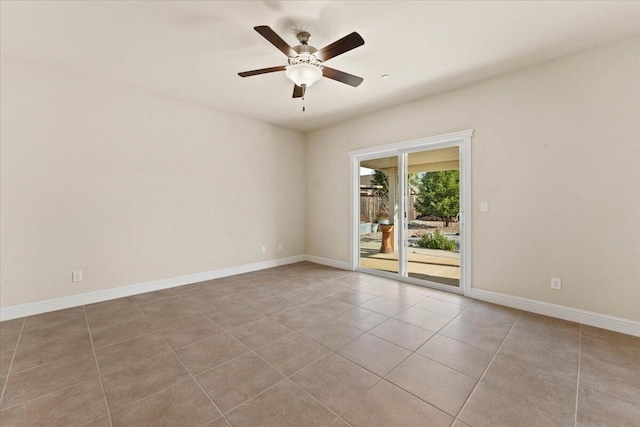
<box><xmin>349</xmin><ymin>129</ymin><xmax>474</xmax><ymax>296</ymax></box>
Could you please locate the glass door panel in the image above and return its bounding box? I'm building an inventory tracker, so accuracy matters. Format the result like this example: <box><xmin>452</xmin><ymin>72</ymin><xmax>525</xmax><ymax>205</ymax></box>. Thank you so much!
<box><xmin>405</xmin><ymin>148</ymin><xmax>461</xmax><ymax>287</ymax></box>
<box><xmin>358</xmin><ymin>156</ymin><xmax>399</xmax><ymax>276</ymax></box>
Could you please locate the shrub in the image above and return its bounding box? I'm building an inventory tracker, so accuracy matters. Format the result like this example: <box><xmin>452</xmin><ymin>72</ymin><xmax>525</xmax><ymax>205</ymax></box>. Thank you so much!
<box><xmin>417</xmin><ymin>230</ymin><xmax>455</xmax><ymax>251</ymax></box>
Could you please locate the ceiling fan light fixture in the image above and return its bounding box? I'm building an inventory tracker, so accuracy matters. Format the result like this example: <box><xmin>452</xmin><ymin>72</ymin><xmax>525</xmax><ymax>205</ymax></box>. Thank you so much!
<box><xmin>285</xmin><ymin>63</ymin><xmax>323</xmax><ymax>87</ymax></box>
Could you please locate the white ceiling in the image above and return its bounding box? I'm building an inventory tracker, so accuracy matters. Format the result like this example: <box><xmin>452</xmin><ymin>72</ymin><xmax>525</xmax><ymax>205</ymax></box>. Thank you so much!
<box><xmin>2</xmin><ymin>1</ymin><xmax>640</xmax><ymax>132</ymax></box>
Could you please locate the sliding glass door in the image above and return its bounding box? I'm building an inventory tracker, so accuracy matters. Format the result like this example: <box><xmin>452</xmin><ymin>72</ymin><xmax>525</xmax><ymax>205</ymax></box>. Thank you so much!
<box><xmin>351</xmin><ymin>130</ymin><xmax>472</xmax><ymax>293</ymax></box>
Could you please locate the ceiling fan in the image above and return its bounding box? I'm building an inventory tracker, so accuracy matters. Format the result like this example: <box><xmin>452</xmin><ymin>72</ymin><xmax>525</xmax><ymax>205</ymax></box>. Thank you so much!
<box><xmin>238</xmin><ymin>26</ymin><xmax>365</xmax><ymax>101</ymax></box>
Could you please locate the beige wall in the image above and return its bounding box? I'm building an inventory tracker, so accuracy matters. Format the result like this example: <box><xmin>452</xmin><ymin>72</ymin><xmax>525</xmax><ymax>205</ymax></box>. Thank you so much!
<box><xmin>0</xmin><ymin>58</ymin><xmax>306</xmax><ymax>307</ymax></box>
<box><xmin>306</xmin><ymin>36</ymin><xmax>640</xmax><ymax>321</ymax></box>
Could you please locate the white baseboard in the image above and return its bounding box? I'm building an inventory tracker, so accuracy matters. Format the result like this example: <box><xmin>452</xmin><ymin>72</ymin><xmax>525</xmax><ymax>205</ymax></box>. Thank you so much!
<box><xmin>469</xmin><ymin>288</ymin><xmax>640</xmax><ymax>338</ymax></box>
<box><xmin>305</xmin><ymin>255</ymin><xmax>352</xmax><ymax>270</ymax></box>
<box><xmin>3</xmin><ymin>256</ymin><xmax>639</xmax><ymax>339</ymax></box>
<box><xmin>0</xmin><ymin>255</ymin><xmax>306</xmax><ymax>321</ymax></box>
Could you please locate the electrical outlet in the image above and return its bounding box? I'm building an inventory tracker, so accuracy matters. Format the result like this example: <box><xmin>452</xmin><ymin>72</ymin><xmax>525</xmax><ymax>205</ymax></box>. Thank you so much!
<box><xmin>551</xmin><ymin>277</ymin><xmax>562</xmax><ymax>290</ymax></box>
<box><xmin>72</xmin><ymin>271</ymin><xmax>83</xmax><ymax>282</ymax></box>
<box><xmin>278</xmin><ymin>243</ymin><xmax>283</xmax><ymax>251</ymax></box>
<box><xmin>261</xmin><ymin>246</ymin><xmax>266</xmax><ymax>254</ymax></box>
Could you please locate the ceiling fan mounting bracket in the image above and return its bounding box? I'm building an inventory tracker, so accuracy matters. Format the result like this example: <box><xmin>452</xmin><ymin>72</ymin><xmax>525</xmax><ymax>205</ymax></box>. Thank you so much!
<box><xmin>296</xmin><ymin>31</ymin><xmax>311</xmax><ymax>45</ymax></box>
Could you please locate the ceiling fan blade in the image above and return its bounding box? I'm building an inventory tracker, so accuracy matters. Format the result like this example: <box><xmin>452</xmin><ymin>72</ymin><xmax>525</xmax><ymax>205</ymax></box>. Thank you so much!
<box><xmin>254</xmin><ymin>26</ymin><xmax>296</xmax><ymax>57</ymax></box>
<box><xmin>322</xmin><ymin>66</ymin><xmax>364</xmax><ymax>87</ymax></box>
<box><xmin>314</xmin><ymin>32</ymin><xmax>364</xmax><ymax>62</ymax></box>
<box><xmin>292</xmin><ymin>84</ymin><xmax>304</xmax><ymax>98</ymax></box>
<box><xmin>238</xmin><ymin>66</ymin><xmax>286</xmax><ymax>77</ymax></box>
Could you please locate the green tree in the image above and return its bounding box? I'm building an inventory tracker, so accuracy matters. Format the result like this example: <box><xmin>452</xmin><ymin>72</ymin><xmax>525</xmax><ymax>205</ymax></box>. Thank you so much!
<box><xmin>415</xmin><ymin>170</ymin><xmax>460</xmax><ymax>226</ymax></box>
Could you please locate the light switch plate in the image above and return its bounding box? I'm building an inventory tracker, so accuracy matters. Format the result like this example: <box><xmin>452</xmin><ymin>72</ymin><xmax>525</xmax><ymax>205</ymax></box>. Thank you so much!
<box><xmin>480</xmin><ymin>202</ymin><xmax>489</xmax><ymax>212</ymax></box>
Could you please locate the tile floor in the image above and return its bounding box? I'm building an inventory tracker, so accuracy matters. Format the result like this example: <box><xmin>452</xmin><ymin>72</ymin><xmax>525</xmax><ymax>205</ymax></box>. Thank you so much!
<box><xmin>0</xmin><ymin>262</ymin><xmax>639</xmax><ymax>426</ymax></box>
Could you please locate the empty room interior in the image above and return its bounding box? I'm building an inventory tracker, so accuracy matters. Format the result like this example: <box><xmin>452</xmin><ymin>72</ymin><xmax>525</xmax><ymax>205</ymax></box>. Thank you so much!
<box><xmin>1</xmin><ymin>1</ymin><xmax>639</xmax><ymax>426</ymax></box>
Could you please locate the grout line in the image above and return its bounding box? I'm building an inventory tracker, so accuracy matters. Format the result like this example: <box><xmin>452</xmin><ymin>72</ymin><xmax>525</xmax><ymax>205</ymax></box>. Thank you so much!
<box><xmin>83</xmin><ymin>305</ymin><xmax>114</xmax><ymax>427</ymax></box>
<box><xmin>177</xmin><ymin>276</ymin><xmax>372</xmax><ymax>424</ymax></box>
<box><xmin>452</xmin><ymin>311</ymin><xmax>522</xmax><ymax>423</ymax></box>
<box><xmin>574</xmin><ymin>323</ymin><xmax>582</xmax><ymax>427</ymax></box>
<box><xmin>134</xmin><ymin>302</ymin><xmax>234</xmax><ymax>427</ymax></box>
<box><xmin>0</xmin><ymin>317</ymin><xmax>26</xmax><ymax>406</ymax></box>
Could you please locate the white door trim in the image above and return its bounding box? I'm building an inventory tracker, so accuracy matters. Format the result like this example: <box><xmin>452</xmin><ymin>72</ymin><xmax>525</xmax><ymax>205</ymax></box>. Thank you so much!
<box><xmin>348</xmin><ymin>129</ymin><xmax>474</xmax><ymax>295</ymax></box>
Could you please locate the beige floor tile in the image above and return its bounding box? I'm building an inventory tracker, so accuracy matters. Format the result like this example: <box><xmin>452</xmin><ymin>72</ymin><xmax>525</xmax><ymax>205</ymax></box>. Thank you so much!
<box><xmin>137</xmin><ymin>296</ymin><xmax>194</xmax><ymax>315</ymax></box>
<box><xmin>306</xmin><ymin>281</ymin><xmax>351</xmax><ymax>297</ymax></box>
<box><xmin>144</xmin><ymin>306</ymin><xmax>208</xmax><ymax>330</ymax></box>
<box><xmin>95</xmin><ymin>332</ymin><xmax>171</xmax><ymax>375</ymax></box>
<box><xmin>23</xmin><ymin>307</ymin><xmax>85</xmax><ymax>331</ymax></box>
<box><xmin>509</xmin><ymin>317</ymin><xmax>580</xmax><ymax>345</ymax></box>
<box><xmin>482</xmin><ymin>354</ymin><xmax>577</xmax><ymax>418</ymax></box>
<box><xmin>11</xmin><ymin>332</ymin><xmax>93</xmax><ymax>373</ymax></box>
<box><xmin>196</xmin><ymin>352</ymin><xmax>284</xmax><ymax>413</ymax></box>
<box><xmin>110</xmin><ymin>379</ymin><xmax>220</xmax><ymax>426</ymax></box>
<box><xmin>0</xmin><ymin>333</ymin><xmax>20</xmax><ymax>352</ymax></box>
<box><xmin>342</xmin><ymin>380</ymin><xmax>453</xmax><ymax>427</ymax></box>
<box><xmin>582</xmin><ymin>325</ymin><xmax>640</xmax><ymax>348</ymax></box>
<box><xmin>1</xmin><ymin>352</ymin><xmax>98</xmax><ymax>410</ymax></box>
<box><xmin>414</xmin><ymin>297</ymin><xmax>466</xmax><ymax>317</ymax></box>
<box><xmin>86</xmin><ymin>305</ymin><xmax>147</xmax><ymax>329</ymax></box>
<box><xmin>192</xmin><ymin>296</ymin><xmax>245</xmax><ymax>317</ymax></box>
<box><xmin>350</xmin><ymin>282</ymin><xmax>389</xmax><ymax>297</ymax></box>
<box><xmin>517</xmin><ymin>311</ymin><xmax>580</xmax><ymax>334</ymax></box>
<box><xmin>459</xmin><ymin>381</ymin><xmax>573</xmax><ymax>427</ymax></box>
<box><xmin>205</xmin><ymin>416</ymin><xmax>232</xmax><ymax>427</ymax></box>
<box><xmin>359</xmin><ymin>297</ymin><xmax>412</xmax><ymax>317</ymax></box>
<box><xmin>291</xmin><ymin>353</ymin><xmax>380</xmax><ymax>415</ymax></box>
<box><xmin>255</xmin><ymin>333</ymin><xmax>329</xmax><ymax>376</ymax></box>
<box><xmin>337</xmin><ymin>333</ymin><xmax>410</xmax><ymax>377</ymax></box>
<box><xmin>0</xmin><ymin>378</ymin><xmax>107</xmax><ymax>426</ymax></box>
<box><xmin>101</xmin><ymin>352</ymin><xmax>191</xmax><ymax>411</ymax></box>
<box><xmin>81</xmin><ymin>415</ymin><xmax>111</xmax><ymax>427</ymax></box>
<box><xmin>428</xmin><ymin>290</ymin><xmax>474</xmax><ymax>306</ymax></box>
<box><xmin>331</xmin><ymin>289</ymin><xmax>377</xmax><ymax>305</ymax></box>
<box><xmin>159</xmin><ymin>317</ymin><xmax>223</xmax><ymax>349</ymax></box>
<box><xmin>304</xmin><ymin>297</ymin><xmax>355</xmax><ymax>318</ymax></box>
<box><xmin>231</xmin><ymin>286</ymin><xmax>281</xmax><ymax>305</ymax></box>
<box><xmin>179</xmin><ymin>287</ymin><xmax>229</xmax><ymax>304</ymax></box>
<box><xmin>228</xmin><ymin>318</ymin><xmax>292</xmax><ymax>350</ymax></box>
<box><xmin>270</xmin><ymin>305</ymin><xmax>327</xmax><ymax>330</ymax></box>
<box><xmin>580</xmin><ymin>352</ymin><xmax>640</xmax><ymax>404</ymax></box>
<box><xmin>0</xmin><ymin>318</ymin><xmax>24</xmax><ymax>337</ymax></box>
<box><xmin>456</xmin><ymin>308</ymin><xmax>518</xmax><ymax>329</ymax></box>
<box><xmin>226</xmin><ymin>380</ymin><xmax>335</xmax><ymax>427</ymax></box>
<box><xmin>326</xmin><ymin>417</ymin><xmax>351</xmax><ymax>427</ymax></box>
<box><xmin>581</xmin><ymin>335</ymin><xmax>640</xmax><ymax>370</ymax></box>
<box><xmin>393</xmin><ymin>306</ymin><xmax>452</xmax><ymax>332</ymax></box>
<box><xmin>499</xmin><ymin>333</ymin><xmax>579</xmax><ymax>381</ymax></box>
<box><xmin>379</xmin><ymin>290</ymin><xmax>426</xmax><ymax>305</ymax></box>
<box><xmin>175</xmin><ymin>333</ymin><xmax>249</xmax><ymax>375</ymax></box>
<box><xmin>130</xmin><ymin>289</ymin><xmax>177</xmax><ymax>305</ymax></box>
<box><xmin>1</xmin><ymin>350</ymin><xmax>14</xmax><ymax>377</ymax></box>
<box><xmin>416</xmin><ymin>334</ymin><xmax>494</xmax><ymax>379</ymax></box>
<box><xmin>439</xmin><ymin>318</ymin><xmax>511</xmax><ymax>352</ymax></box>
<box><xmin>369</xmin><ymin>318</ymin><xmax>434</xmax><ymax>351</ymax></box>
<box><xmin>84</xmin><ymin>297</ymin><xmax>137</xmax><ymax>316</ymax></box>
<box><xmin>90</xmin><ymin>317</ymin><xmax>156</xmax><ymax>349</ymax></box>
<box><xmin>19</xmin><ymin>318</ymin><xmax>89</xmax><ymax>347</ymax></box>
<box><xmin>209</xmin><ymin>306</ymin><xmax>264</xmax><ymax>330</ymax></box>
<box><xmin>577</xmin><ymin>384</ymin><xmax>640</xmax><ymax>427</ymax></box>
<box><xmin>451</xmin><ymin>420</ymin><xmax>471</xmax><ymax>427</ymax></box>
<box><xmin>334</xmin><ymin>307</ymin><xmax>389</xmax><ymax>331</ymax></box>
<box><xmin>386</xmin><ymin>353</ymin><xmax>477</xmax><ymax>416</ymax></box>
<box><xmin>299</xmin><ymin>317</ymin><xmax>364</xmax><ymax>351</ymax></box>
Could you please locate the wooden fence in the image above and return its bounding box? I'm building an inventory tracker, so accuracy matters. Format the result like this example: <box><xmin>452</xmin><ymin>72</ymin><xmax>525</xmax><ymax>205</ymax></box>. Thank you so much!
<box><xmin>360</xmin><ymin>195</ymin><xmax>418</xmax><ymax>222</ymax></box>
